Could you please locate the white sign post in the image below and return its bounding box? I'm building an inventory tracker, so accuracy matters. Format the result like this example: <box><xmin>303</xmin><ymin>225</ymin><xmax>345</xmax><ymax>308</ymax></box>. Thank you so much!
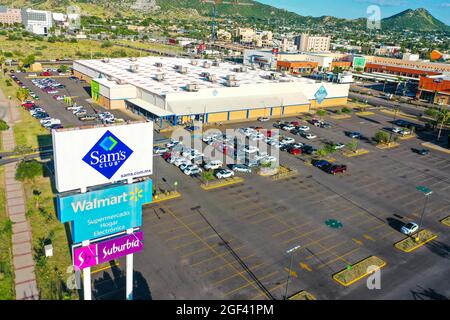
<box><xmin>126</xmin><ymin>228</ymin><xmax>134</xmax><ymax>300</ymax></box>
<box><xmin>82</xmin><ymin>239</ymin><xmax>91</xmax><ymax>301</ymax></box>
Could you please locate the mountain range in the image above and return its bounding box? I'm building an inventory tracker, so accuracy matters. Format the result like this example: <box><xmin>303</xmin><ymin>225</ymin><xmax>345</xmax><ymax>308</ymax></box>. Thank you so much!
<box><xmin>1</xmin><ymin>1</ymin><xmax>448</xmax><ymax>32</ymax></box>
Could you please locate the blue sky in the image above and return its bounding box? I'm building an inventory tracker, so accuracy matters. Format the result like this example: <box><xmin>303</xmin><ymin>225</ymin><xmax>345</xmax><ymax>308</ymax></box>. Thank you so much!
<box><xmin>257</xmin><ymin>0</ymin><xmax>450</xmax><ymax>25</ymax></box>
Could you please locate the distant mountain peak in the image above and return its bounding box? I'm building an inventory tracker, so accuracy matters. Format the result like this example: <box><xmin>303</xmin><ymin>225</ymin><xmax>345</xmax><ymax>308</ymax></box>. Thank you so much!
<box><xmin>382</xmin><ymin>7</ymin><xmax>448</xmax><ymax>31</ymax></box>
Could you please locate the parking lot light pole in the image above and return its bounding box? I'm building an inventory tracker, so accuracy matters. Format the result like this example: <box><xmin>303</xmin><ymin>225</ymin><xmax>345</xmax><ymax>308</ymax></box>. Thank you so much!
<box><xmin>284</xmin><ymin>245</ymin><xmax>301</xmax><ymax>300</ymax></box>
<box><xmin>416</xmin><ymin>186</ymin><xmax>433</xmax><ymax>239</ymax></box>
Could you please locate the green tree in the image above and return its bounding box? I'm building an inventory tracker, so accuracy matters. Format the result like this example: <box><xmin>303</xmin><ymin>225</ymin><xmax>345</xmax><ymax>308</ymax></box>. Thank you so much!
<box><xmin>0</xmin><ymin>119</ymin><xmax>9</xmax><ymax>131</ymax></box>
<box><xmin>16</xmin><ymin>88</ymin><xmax>29</xmax><ymax>102</ymax></box>
<box><xmin>374</xmin><ymin>131</ymin><xmax>390</xmax><ymax>144</ymax></box>
<box><xmin>316</xmin><ymin>109</ymin><xmax>327</xmax><ymax>118</ymax></box>
<box><xmin>59</xmin><ymin>65</ymin><xmax>68</xmax><ymax>73</ymax></box>
<box><xmin>15</xmin><ymin>160</ymin><xmax>44</xmax><ymax>184</ymax></box>
<box><xmin>201</xmin><ymin>170</ymin><xmax>215</xmax><ymax>185</ymax></box>
<box><xmin>437</xmin><ymin>109</ymin><xmax>449</xmax><ymax>141</ymax></box>
<box><xmin>346</xmin><ymin>139</ymin><xmax>359</xmax><ymax>153</ymax></box>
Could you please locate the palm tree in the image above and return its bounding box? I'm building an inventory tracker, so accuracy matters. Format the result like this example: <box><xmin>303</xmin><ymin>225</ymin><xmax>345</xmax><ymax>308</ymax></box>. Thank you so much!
<box><xmin>437</xmin><ymin>109</ymin><xmax>449</xmax><ymax>142</ymax></box>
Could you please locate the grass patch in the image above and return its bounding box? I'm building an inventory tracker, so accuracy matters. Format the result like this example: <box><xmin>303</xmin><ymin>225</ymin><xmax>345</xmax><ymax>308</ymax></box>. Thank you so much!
<box><xmin>113</xmin><ymin>40</ymin><xmax>184</xmax><ymax>55</ymax></box>
<box><xmin>376</xmin><ymin>142</ymin><xmax>400</xmax><ymax>150</ymax></box>
<box><xmin>151</xmin><ymin>191</ymin><xmax>182</xmax><ymax>204</ymax></box>
<box><xmin>330</xmin><ymin>114</ymin><xmax>352</xmax><ymax>120</ymax></box>
<box><xmin>270</xmin><ymin>166</ymin><xmax>298</xmax><ymax>181</ymax></box>
<box><xmin>22</xmin><ymin>170</ymin><xmax>77</xmax><ymax>300</ymax></box>
<box><xmin>333</xmin><ymin>256</ymin><xmax>386</xmax><ymax>286</ymax></box>
<box><xmin>343</xmin><ymin>148</ymin><xmax>370</xmax><ymax>157</ymax></box>
<box><xmin>288</xmin><ymin>291</ymin><xmax>316</xmax><ymax>300</ymax></box>
<box><xmin>13</xmin><ymin>108</ymin><xmax>52</xmax><ymax>150</ymax></box>
<box><xmin>441</xmin><ymin>216</ymin><xmax>450</xmax><ymax>227</ymax></box>
<box><xmin>394</xmin><ymin>230</ymin><xmax>438</xmax><ymax>253</ymax></box>
<box><xmin>0</xmin><ymin>166</ymin><xmax>15</xmax><ymax>300</ymax></box>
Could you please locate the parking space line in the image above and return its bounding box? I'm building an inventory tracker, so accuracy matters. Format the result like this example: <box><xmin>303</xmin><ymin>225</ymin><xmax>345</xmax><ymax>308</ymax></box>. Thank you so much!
<box><xmin>282</xmin><ymin>226</ymin><xmax>324</xmax><ymax>245</ymax></box>
<box><xmin>250</xmin><ymin>282</ymin><xmax>286</xmax><ymax>300</ymax></box>
<box><xmin>304</xmin><ymin>240</ymin><xmax>348</xmax><ymax>260</ymax></box>
<box><xmin>157</xmin><ymin>220</ymin><xmax>204</xmax><ymax>235</ymax></box>
<box><xmin>160</xmin><ymin>203</ymin><xmax>268</xmax><ymax>298</ymax></box>
<box><xmin>272</xmin><ymin>221</ymin><xmax>313</xmax><ymax>238</ymax></box>
<box><xmin>224</xmin><ymin>271</ymin><xmax>278</xmax><ymax>297</ymax></box>
<box><xmin>181</xmin><ymin>242</ymin><xmax>224</xmax><ymax>259</ymax></box>
<box><xmin>212</xmin><ymin>262</ymin><xmax>266</xmax><ymax>286</ymax></box>
<box><xmin>165</xmin><ymin>226</ymin><xmax>212</xmax><ymax>242</ymax></box>
<box><xmin>190</xmin><ymin>245</ymin><xmax>245</xmax><ymax>267</ymax></box>
<box><xmin>200</xmin><ymin>254</ymin><xmax>256</xmax><ymax>277</ymax></box>
<box><xmin>317</xmin><ymin>247</ymin><xmax>360</xmax><ymax>270</ymax></box>
<box><xmin>173</xmin><ymin>233</ymin><xmax>221</xmax><ymax>250</ymax></box>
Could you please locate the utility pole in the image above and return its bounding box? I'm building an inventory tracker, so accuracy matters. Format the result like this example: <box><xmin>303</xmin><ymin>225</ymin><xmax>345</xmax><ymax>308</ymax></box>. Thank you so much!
<box><xmin>416</xmin><ymin>186</ymin><xmax>432</xmax><ymax>240</ymax></box>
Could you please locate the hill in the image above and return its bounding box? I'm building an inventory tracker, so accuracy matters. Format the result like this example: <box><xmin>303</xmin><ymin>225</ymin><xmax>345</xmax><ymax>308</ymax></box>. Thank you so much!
<box><xmin>382</xmin><ymin>8</ymin><xmax>449</xmax><ymax>32</ymax></box>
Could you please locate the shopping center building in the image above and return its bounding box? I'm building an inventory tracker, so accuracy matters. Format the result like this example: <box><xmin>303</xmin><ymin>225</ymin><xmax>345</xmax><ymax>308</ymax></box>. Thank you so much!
<box><xmin>73</xmin><ymin>56</ymin><xmax>350</xmax><ymax>125</ymax></box>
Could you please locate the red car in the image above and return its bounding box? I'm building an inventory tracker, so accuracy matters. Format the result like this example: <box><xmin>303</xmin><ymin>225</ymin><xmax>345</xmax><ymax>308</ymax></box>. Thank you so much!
<box><xmin>162</xmin><ymin>152</ymin><xmax>172</xmax><ymax>161</ymax></box>
<box><xmin>265</xmin><ymin>130</ymin><xmax>275</xmax><ymax>137</ymax></box>
<box><xmin>291</xmin><ymin>121</ymin><xmax>300</xmax><ymax>126</ymax></box>
<box><xmin>40</xmin><ymin>71</ymin><xmax>52</xmax><ymax>76</ymax></box>
<box><xmin>21</xmin><ymin>102</ymin><xmax>35</xmax><ymax>110</ymax></box>
<box><xmin>288</xmin><ymin>148</ymin><xmax>302</xmax><ymax>155</ymax></box>
<box><xmin>325</xmin><ymin>164</ymin><xmax>347</xmax><ymax>175</ymax></box>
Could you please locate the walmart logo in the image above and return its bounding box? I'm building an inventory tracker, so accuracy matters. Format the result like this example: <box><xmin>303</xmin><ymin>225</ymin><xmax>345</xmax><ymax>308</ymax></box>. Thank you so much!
<box><xmin>82</xmin><ymin>130</ymin><xmax>133</xmax><ymax>179</ymax></box>
<box><xmin>315</xmin><ymin>85</ymin><xmax>328</xmax><ymax>104</ymax></box>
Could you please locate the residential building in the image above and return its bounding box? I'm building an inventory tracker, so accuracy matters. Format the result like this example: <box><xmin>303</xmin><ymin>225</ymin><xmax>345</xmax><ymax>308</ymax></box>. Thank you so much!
<box><xmin>235</xmin><ymin>27</ymin><xmax>255</xmax><ymax>43</ymax></box>
<box><xmin>294</xmin><ymin>34</ymin><xmax>331</xmax><ymax>52</ymax></box>
<box><xmin>0</xmin><ymin>6</ymin><xmax>22</xmax><ymax>25</ymax></box>
<box><xmin>21</xmin><ymin>8</ymin><xmax>53</xmax><ymax>35</ymax></box>
<box><xmin>217</xmin><ymin>29</ymin><xmax>232</xmax><ymax>42</ymax></box>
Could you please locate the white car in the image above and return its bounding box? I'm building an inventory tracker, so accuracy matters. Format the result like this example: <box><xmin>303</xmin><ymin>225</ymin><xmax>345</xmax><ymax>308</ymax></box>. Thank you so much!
<box><xmin>231</xmin><ymin>164</ymin><xmax>252</xmax><ymax>173</ymax></box>
<box><xmin>30</xmin><ymin>108</ymin><xmax>45</xmax><ymax>115</ymax></box>
<box><xmin>333</xmin><ymin>143</ymin><xmax>345</xmax><ymax>150</ymax></box>
<box><xmin>291</xmin><ymin>143</ymin><xmax>304</xmax><ymax>149</ymax></box>
<box><xmin>304</xmin><ymin>133</ymin><xmax>317</xmax><ymax>140</ymax></box>
<box><xmin>270</xmin><ymin>141</ymin><xmax>283</xmax><ymax>149</ymax></box>
<box><xmin>392</xmin><ymin>127</ymin><xmax>402</xmax><ymax>133</ymax></box>
<box><xmin>166</xmin><ymin>140</ymin><xmax>182</xmax><ymax>148</ymax></box>
<box><xmin>297</xmin><ymin>126</ymin><xmax>310</xmax><ymax>132</ymax></box>
<box><xmin>260</xmin><ymin>156</ymin><xmax>277</xmax><ymax>164</ymax></box>
<box><xmin>204</xmin><ymin>160</ymin><xmax>223</xmax><ymax>170</ymax></box>
<box><xmin>174</xmin><ymin>157</ymin><xmax>190</xmax><ymax>167</ymax></box>
<box><xmin>281</xmin><ymin>137</ymin><xmax>295</xmax><ymax>145</ymax></box>
<box><xmin>183</xmin><ymin>165</ymin><xmax>202</xmax><ymax>176</ymax></box>
<box><xmin>41</xmin><ymin>118</ymin><xmax>61</xmax><ymax>127</ymax></box>
<box><xmin>282</xmin><ymin>124</ymin><xmax>296</xmax><ymax>132</ymax></box>
<box><xmin>240</xmin><ymin>128</ymin><xmax>256</xmax><ymax>137</ymax></box>
<box><xmin>242</xmin><ymin>145</ymin><xmax>259</xmax><ymax>153</ymax></box>
<box><xmin>400</xmin><ymin>130</ymin><xmax>411</xmax><ymax>136</ymax></box>
<box><xmin>153</xmin><ymin>146</ymin><xmax>169</xmax><ymax>154</ymax></box>
<box><xmin>250</xmin><ymin>132</ymin><xmax>265</xmax><ymax>141</ymax></box>
<box><xmin>216</xmin><ymin>169</ymin><xmax>235</xmax><ymax>179</ymax></box>
<box><xmin>400</xmin><ymin>222</ymin><xmax>419</xmax><ymax>235</ymax></box>
<box><xmin>258</xmin><ymin>117</ymin><xmax>270</xmax><ymax>122</ymax></box>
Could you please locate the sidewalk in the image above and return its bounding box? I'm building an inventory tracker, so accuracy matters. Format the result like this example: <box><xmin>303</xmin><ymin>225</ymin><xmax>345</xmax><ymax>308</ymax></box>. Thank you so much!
<box><xmin>1</xmin><ymin>93</ymin><xmax>39</xmax><ymax>300</ymax></box>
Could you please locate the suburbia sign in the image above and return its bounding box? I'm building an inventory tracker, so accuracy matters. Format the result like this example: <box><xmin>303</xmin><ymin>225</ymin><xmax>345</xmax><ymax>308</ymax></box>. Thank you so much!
<box><xmin>73</xmin><ymin>232</ymin><xmax>144</xmax><ymax>270</ymax></box>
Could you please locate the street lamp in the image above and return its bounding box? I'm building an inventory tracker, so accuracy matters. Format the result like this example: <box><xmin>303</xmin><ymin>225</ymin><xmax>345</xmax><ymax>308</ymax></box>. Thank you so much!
<box><xmin>284</xmin><ymin>245</ymin><xmax>301</xmax><ymax>300</ymax></box>
<box><xmin>416</xmin><ymin>186</ymin><xmax>432</xmax><ymax>239</ymax></box>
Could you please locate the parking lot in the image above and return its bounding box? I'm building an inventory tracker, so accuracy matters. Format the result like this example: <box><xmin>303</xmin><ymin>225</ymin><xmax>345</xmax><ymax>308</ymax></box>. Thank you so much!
<box><xmin>12</xmin><ymin>71</ymin><xmax>137</xmax><ymax>127</ymax></box>
<box><xmin>90</xmin><ymin>106</ymin><xmax>450</xmax><ymax>300</ymax></box>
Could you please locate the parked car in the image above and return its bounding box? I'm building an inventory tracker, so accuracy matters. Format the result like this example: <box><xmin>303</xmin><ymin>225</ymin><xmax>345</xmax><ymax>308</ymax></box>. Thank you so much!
<box><xmin>183</xmin><ymin>165</ymin><xmax>202</xmax><ymax>176</ymax></box>
<box><xmin>324</xmin><ymin>164</ymin><xmax>347</xmax><ymax>175</ymax></box>
<box><xmin>412</xmin><ymin>148</ymin><xmax>430</xmax><ymax>155</ymax></box>
<box><xmin>153</xmin><ymin>146</ymin><xmax>169</xmax><ymax>154</ymax></box>
<box><xmin>392</xmin><ymin>127</ymin><xmax>402</xmax><ymax>133</ymax></box>
<box><xmin>204</xmin><ymin>160</ymin><xmax>223</xmax><ymax>170</ymax></box>
<box><xmin>347</xmin><ymin>132</ymin><xmax>362</xmax><ymax>139</ymax></box>
<box><xmin>288</xmin><ymin>148</ymin><xmax>302</xmax><ymax>155</ymax></box>
<box><xmin>216</xmin><ymin>169</ymin><xmax>235</xmax><ymax>179</ymax></box>
<box><xmin>304</xmin><ymin>133</ymin><xmax>317</xmax><ymax>140</ymax></box>
<box><xmin>333</xmin><ymin>143</ymin><xmax>346</xmax><ymax>150</ymax></box>
<box><xmin>297</xmin><ymin>126</ymin><xmax>310</xmax><ymax>132</ymax></box>
<box><xmin>79</xmin><ymin>114</ymin><xmax>97</xmax><ymax>121</ymax></box>
<box><xmin>401</xmin><ymin>222</ymin><xmax>419</xmax><ymax>235</ymax></box>
<box><xmin>258</xmin><ymin>117</ymin><xmax>270</xmax><ymax>122</ymax></box>
<box><xmin>281</xmin><ymin>137</ymin><xmax>295</xmax><ymax>145</ymax></box>
<box><xmin>230</xmin><ymin>164</ymin><xmax>252</xmax><ymax>173</ymax></box>
<box><xmin>162</xmin><ymin>152</ymin><xmax>172</xmax><ymax>161</ymax></box>
<box><xmin>242</xmin><ymin>145</ymin><xmax>259</xmax><ymax>153</ymax></box>
<box><xmin>282</xmin><ymin>124</ymin><xmax>296</xmax><ymax>132</ymax></box>
<box><xmin>302</xmin><ymin>145</ymin><xmax>318</xmax><ymax>155</ymax></box>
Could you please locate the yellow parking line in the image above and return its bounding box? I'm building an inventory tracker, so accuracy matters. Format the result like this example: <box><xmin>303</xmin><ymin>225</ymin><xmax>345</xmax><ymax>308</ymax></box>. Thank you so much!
<box><xmin>224</xmin><ymin>271</ymin><xmax>278</xmax><ymax>297</ymax></box>
<box><xmin>251</xmin><ymin>215</ymin><xmax>276</xmax><ymax>225</ymax></box>
<box><xmin>272</xmin><ymin>221</ymin><xmax>313</xmax><ymax>238</ymax></box>
<box><xmin>304</xmin><ymin>240</ymin><xmax>348</xmax><ymax>260</ymax></box>
<box><xmin>200</xmin><ymin>254</ymin><xmax>256</xmax><ymax>277</ymax></box>
<box><xmin>160</xmin><ymin>203</ymin><xmax>268</xmax><ymax>298</ymax></box>
<box><xmin>317</xmin><ymin>248</ymin><xmax>360</xmax><ymax>270</ymax></box>
<box><xmin>243</xmin><ymin>207</ymin><xmax>274</xmax><ymax>219</ymax></box>
<box><xmin>158</xmin><ymin>219</ymin><xmax>204</xmax><ymax>235</ymax></box>
<box><xmin>212</xmin><ymin>262</ymin><xmax>266</xmax><ymax>286</ymax></box>
<box><xmin>173</xmin><ymin>233</ymin><xmax>219</xmax><ymax>250</ymax></box>
<box><xmin>282</xmin><ymin>226</ymin><xmax>324</xmax><ymax>245</ymax></box>
<box><xmin>182</xmin><ymin>243</ymin><xmax>222</xmax><ymax>259</ymax></box>
<box><xmin>363</xmin><ymin>234</ymin><xmax>376</xmax><ymax>242</ymax></box>
<box><xmin>251</xmin><ymin>282</ymin><xmax>286</xmax><ymax>300</ymax></box>
<box><xmin>166</xmin><ymin>226</ymin><xmax>211</xmax><ymax>242</ymax></box>
<box><xmin>190</xmin><ymin>245</ymin><xmax>245</xmax><ymax>267</ymax></box>
<box><xmin>91</xmin><ymin>261</ymin><xmax>120</xmax><ymax>275</ymax></box>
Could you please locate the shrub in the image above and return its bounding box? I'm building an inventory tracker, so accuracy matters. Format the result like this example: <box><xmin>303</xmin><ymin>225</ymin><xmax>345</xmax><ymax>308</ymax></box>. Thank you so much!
<box><xmin>0</xmin><ymin>119</ymin><xmax>9</xmax><ymax>131</ymax></box>
<box><xmin>374</xmin><ymin>131</ymin><xmax>390</xmax><ymax>144</ymax></box>
<box><xmin>342</xmin><ymin>107</ymin><xmax>352</xmax><ymax>114</ymax></box>
<box><xmin>15</xmin><ymin>160</ymin><xmax>44</xmax><ymax>182</ymax></box>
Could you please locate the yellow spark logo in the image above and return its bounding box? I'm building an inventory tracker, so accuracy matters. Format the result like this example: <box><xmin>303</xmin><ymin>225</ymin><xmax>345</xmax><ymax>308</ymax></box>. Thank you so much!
<box><xmin>129</xmin><ymin>188</ymin><xmax>143</xmax><ymax>202</ymax></box>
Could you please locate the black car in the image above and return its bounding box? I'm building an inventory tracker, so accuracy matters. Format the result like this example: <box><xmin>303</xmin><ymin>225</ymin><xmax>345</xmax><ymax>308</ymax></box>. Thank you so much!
<box><xmin>320</xmin><ymin>122</ymin><xmax>331</xmax><ymax>128</ymax></box>
<box><xmin>280</xmin><ymin>143</ymin><xmax>293</xmax><ymax>152</ymax></box>
<box><xmin>412</xmin><ymin>148</ymin><xmax>430</xmax><ymax>155</ymax></box>
<box><xmin>34</xmin><ymin>113</ymin><xmax>49</xmax><ymax>119</ymax></box>
<box><xmin>302</xmin><ymin>145</ymin><xmax>318</xmax><ymax>155</ymax></box>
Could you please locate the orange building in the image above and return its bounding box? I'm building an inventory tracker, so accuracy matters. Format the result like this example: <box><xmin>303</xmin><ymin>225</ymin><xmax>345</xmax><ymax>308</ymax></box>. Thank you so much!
<box><xmin>416</xmin><ymin>75</ymin><xmax>450</xmax><ymax>105</ymax></box>
<box><xmin>365</xmin><ymin>63</ymin><xmax>440</xmax><ymax>78</ymax></box>
<box><xmin>330</xmin><ymin>61</ymin><xmax>352</xmax><ymax>70</ymax></box>
<box><xmin>277</xmin><ymin>61</ymin><xmax>319</xmax><ymax>74</ymax></box>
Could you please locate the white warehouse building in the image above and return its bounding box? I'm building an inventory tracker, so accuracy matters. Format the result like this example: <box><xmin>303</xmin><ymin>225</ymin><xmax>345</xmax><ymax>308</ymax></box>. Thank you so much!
<box><xmin>73</xmin><ymin>56</ymin><xmax>350</xmax><ymax>125</ymax></box>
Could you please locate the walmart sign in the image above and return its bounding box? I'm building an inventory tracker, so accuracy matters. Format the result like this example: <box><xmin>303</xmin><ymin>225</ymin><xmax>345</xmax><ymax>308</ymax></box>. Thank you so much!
<box><xmin>57</xmin><ymin>180</ymin><xmax>152</xmax><ymax>243</ymax></box>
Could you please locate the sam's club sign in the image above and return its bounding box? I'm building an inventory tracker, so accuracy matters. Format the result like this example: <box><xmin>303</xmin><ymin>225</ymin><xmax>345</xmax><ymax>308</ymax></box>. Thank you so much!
<box><xmin>57</xmin><ymin>180</ymin><xmax>152</xmax><ymax>243</ymax></box>
<box><xmin>82</xmin><ymin>130</ymin><xmax>133</xmax><ymax>179</ymax></box>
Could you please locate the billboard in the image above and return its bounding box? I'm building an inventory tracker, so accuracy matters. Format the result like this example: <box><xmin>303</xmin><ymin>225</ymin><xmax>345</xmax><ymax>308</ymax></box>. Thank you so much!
<box><xmin>352</xmin><ymin>56</ymin><xmax>367</xmax><ymax>70</ymax></box>
<box><xmin>52</xmin><ymin>122</ymin><xmax>153</xmax><ymax>193</ymax></box>
<box><xmin>73</xmin><ymin>232</ymin><xmax>144</xmax><ymax>270</ymax></box>
<box><xmin>91</xmin><ymin>80</ymin><xmax>100</xmax><ymax>102</ymax></box>
<box><xmin>57</xmin><ymin>180</ymin><xmax>152</xmax><ymax>243</ymax></box>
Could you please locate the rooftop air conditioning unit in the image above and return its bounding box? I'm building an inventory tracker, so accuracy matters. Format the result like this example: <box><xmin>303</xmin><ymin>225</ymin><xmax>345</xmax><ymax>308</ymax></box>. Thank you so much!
<box><xmin>155</xmin><ymin>62</ymin><xmax>163</xmax><ymax>68</ymax></box>
<box><xmin>268</xmin><ymin>73</ymin><xmax>279</xmax><ymax>80</ymax></box>
<box><xmin>226</xmin><ymin>79</ymin><xmax>239</xmax><ymax>87</ymax></box>
<box><xmin>227</xmin><ymin>74</ymin><xmax>236</xmax><ymax>81</ymax></box>
<box><xmin>130</xmin><ymin>65</ymin><xmax>139</xmax><ymax>73</ymax></box>
<box><xmin>179</xmin><ymin>67</ymin><xmax>188</xmax><ymax>74</ymax></box>
<box><xmin>102</xmin><ymin>58</ymin><xmax>110</xmax><ymax>63</ymax></box>
<box><xmin>212</xmin><ymin>60</ymin><xmax>220</xmax><ymax>66</ymax></box>
<box><xmin>191</xmin><ymin>60</ymin><xmax>198</xmax><ymax>66</ymax></box>
<box><xmin>186</xmin><ymin>83</ymin><xmax>199</xmax><ymax>92</ymax></box>
<box><xmin>201</xmin><ymin>72</ymin><xmax>210</xmax><ymax>78</ymax></box>
<box><xmin>208</xmin><ymin>74</ymin><xmax>217</xmax><ymax>82</ymax></box>
<box><xmin>203</xmin><ymin>61</ymin><xmax>211</xmax><ymax>68</ymax></box>
<box><xmin>155</xmin><ymin>74</ymin><xmax>165</xmax><ymax>81</ymax></box>
<box><xmin>129</xmin><ymin>57</ymin><xmax>137</xmax><ymax>61</ymax></box>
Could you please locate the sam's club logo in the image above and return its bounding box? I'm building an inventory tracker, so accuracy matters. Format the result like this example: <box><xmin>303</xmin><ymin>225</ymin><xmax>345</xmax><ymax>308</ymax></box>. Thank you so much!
<box><xmin>82</xmin><ymin>130</ymin><xmax>133</xmax><ymax>179</ymax></box>
<box><xmin>315</xmin><ymin>85</ymin><xmax>328</xmax><ymax>104</ymax></box>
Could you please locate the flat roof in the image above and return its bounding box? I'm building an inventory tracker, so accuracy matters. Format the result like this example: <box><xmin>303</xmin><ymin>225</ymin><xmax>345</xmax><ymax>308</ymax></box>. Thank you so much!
<box><xmin>126</xmin><ymin>98</ymin><xmax>174</xmax><ymax>117</ymax></box>
<box><xmin>74</xmin><ymin>56</ymin><xmax>316</xmax><ymax>96</ymax></box>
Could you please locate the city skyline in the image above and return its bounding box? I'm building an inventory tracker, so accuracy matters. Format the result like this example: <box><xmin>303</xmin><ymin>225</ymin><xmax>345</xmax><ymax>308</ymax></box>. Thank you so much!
<box><xmin>258</xmin><ymin>0</ymin><xmax>450</xmax><ymax>25</ymax></box>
